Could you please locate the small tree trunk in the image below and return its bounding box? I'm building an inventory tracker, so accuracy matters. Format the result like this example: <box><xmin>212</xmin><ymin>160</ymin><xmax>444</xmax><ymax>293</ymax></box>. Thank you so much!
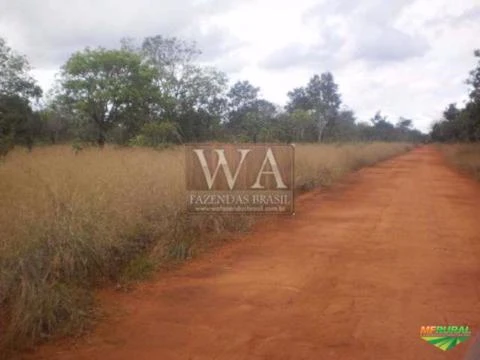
<box><xmin>98</xmin><ymin>133</ymin><xmax>106</xmax><ymax>148</ymax></box>
<box><xmin>26</xmin><ymin>136</ymin><xmax>33</xmax><ymax>152</ymax></box>
<box><xmin>317</xmin><ymin>119</ymin><xmax>326</xmax><ymax>142</ymax></box>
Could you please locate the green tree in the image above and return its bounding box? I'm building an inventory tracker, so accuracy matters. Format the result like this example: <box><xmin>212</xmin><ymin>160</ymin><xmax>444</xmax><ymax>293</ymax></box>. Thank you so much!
<box><xmin>227</xmin><ymin>80</ymin><xmax>260</xmax><ymax>113</ymax></box>
<box><xmin>37</xmin><ymin>99</ymin><xmax>73</xmax><ymax>144</ymax></box>
<box><xmin>129</xmin><ymin>121</ymin><xmax>182</xmax><ymax>147</ymax></box>
<box><xmin>466</xmin><ymin>50</ymin><xmax>480</xmax><ymax>140</ymax></box>
<box><xmin>0</xmin><ymin>37</ymin><xmax>42</xmax><ymax>99</ymax></box>
<box><xmin>467</xmin><ymin>49</ymin><xmax>480</xmax><ymax>104</ymax></box>
<box><xmin>396</xmin><ymin>117</ymin><xmax>413</xmax><ymax>130</ymax></box>
<box><xmin>0</xmin><ymin>37</ymin><xmax>42</xmax><ymax>154</ymax></box>
<box><xmin>444</xmin><ymin>104</ymin><xmax>460</xmax><ymax>121</ymax></box>
<box><xmin>225</xmin><ymin>81</ymin><xmax>277</xmax><ymax>142</ymax></box>
<box><xmin>139</xmin><ymin>35</ymin><xmax>228</xmax><ymax>141</ymax></box>
<box><xmin>286</xmin><ymin>88</ymin><xmax>310</xmax><ymax>112</ymax></box>
<box><xmin>325</xmin><ymin>110</ymin><xmax>357</xmax><ymax>141</ymax></box>
<box><xmin>276</xmin><ymin>110</ymin><xmax>317</xmax><ymax>142</ymax></box>
<box><xmin>0</xmin><ymin>95</ymin><xmax>40</xmax><ymax>153</ymax></box>
<box><xmin>357</xmin><ymin>121</ymin><xmax>374</xmax><ymax>141</ymax></box>
<box><xmin>174</xmin><ymin>66</ymin><xmax>228</xmax><ymax>141</ymax></box>
<box><xmin>431</xmin><ymin>50</ymin><xmax>480</xmax><ymax>142</ymax></box>
<box><xmin>59</xmin><ymin>47</ymin><xmax>159</xmax><ymax>146</ymax></box>
<box><xmin>369</xmin><ymin>111</ymin><xmax>396</xmax><ymax>141</ymax></box>
<box><xmin>286</xmin><ymin>73</ymin><xmax>341</xmax><ymax>142</ymax></box>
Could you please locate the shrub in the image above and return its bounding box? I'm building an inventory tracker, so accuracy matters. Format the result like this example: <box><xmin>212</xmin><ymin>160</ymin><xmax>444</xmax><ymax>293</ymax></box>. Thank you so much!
<box><xmin>129</xmin><ymin>121</ymin><xmax>182</xmax><ymax>147</ymax></box>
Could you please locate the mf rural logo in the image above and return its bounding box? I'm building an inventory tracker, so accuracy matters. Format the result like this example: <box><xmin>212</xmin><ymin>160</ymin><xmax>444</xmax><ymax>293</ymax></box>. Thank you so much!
<box><xmin>420</xmin><ymin>325</ymin><xmax>471</xmax><ymax>351</ymax></box>
<box><xmin>185</xmin><ymin>144</ymin><xmax>294</xmax><ymax>214</ymax></box>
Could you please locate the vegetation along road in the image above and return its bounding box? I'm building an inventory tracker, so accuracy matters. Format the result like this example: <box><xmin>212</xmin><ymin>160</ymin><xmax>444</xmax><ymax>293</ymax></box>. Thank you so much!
<box><xmin>26</xmin><ymin>146</ymin><xmax>480</xmax><ymax>360</ymax></box>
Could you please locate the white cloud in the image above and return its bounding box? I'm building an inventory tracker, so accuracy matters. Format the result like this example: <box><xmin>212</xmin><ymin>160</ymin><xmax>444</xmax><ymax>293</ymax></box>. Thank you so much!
<box><xmin>1</xmin><ymin>0</ymin><xmax>479</xmax><ymax>132</ymax></box>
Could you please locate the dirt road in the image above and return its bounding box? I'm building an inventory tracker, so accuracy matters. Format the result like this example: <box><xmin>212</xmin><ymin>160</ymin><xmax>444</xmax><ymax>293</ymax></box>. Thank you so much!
<box><xmin>30</xmin><ymin>147</ymin><xmax>480</xmax><ymax>359</ymax></box>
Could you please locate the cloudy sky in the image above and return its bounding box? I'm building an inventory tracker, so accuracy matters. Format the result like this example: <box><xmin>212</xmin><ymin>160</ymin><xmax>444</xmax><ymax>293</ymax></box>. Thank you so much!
<box><xmin>1</xmin><ymin>0</ymin><xmax>479</xmax><ymax>132</ymax></box>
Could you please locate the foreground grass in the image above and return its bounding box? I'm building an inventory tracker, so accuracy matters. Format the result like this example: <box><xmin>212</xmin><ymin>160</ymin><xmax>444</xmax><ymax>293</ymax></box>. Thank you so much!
<box><xmin>0</xmin><ymin>142</ymin><xmax>413</xmax><ymax>356</ymax></box>
<box><xmin>440</xmin><ymin>143</ymin><xmax>480</xmax><ymax>180</ymax></box>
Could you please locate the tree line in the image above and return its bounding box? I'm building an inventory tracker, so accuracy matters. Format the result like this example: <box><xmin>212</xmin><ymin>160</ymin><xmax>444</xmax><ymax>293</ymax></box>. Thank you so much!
<box><xmin>0</xmin><ymin>35</ymin><xmax>426</xmax><ymax>154</ymax></box>
<box><xmin>431</xmin><ymin>50</ymin><xmax>480</xmax><ymax>142</ymax></box>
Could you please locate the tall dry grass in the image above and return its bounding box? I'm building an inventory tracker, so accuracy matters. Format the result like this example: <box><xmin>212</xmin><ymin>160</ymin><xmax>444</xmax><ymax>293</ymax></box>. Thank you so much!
<box><xmin>295</xmin><ymin>142</ymin><xmax>413</xmax><ymax>190</ymax></box>
<box><xmin>440</xmin><ymin>143</ymin><xmax>480</xmax><ymax>180</ymax></box>
<box><xmin>0</xmin><ymin>142</ymin><xmax>412</xmax><ymax>355</ymax></box>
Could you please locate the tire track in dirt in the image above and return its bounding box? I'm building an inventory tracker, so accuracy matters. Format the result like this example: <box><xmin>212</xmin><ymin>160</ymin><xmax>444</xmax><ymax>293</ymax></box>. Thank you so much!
<box><xmin>27</xmin><ymin>146</ymin><xmax>480</xmax><ymax>360</ymax></box>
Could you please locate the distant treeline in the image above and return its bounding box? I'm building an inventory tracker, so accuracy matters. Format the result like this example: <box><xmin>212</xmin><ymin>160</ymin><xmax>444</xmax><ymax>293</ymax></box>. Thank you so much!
<box><xmin>1</xmin><ymin>35</ymin><xmax>426</xmax><ymax>154</ymax></box>
<box><xmin>431</xmin><ymin>50</ymin><xmax>480</xmax><ymax>142</ymax></box>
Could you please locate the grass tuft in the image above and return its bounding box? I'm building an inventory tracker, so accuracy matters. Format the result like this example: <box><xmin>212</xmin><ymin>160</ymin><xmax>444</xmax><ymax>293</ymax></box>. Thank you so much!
<box><xmin>440</xmin><ymin>143</ymin><xmax>480</xmax><ymax>180</ymax></box>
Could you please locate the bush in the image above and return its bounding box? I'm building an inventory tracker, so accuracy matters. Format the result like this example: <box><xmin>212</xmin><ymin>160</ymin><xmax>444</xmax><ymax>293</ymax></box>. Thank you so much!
<box><xmin>441</xmin><ymin>143</ymin><xmax>480</xmax><ymax>180</ymax></box>
<box><xmin>0</xmin><ymin>134</ymin><xmax>14</xmax><ymax>157</ymax></box>
<box><xmin>129</xmin><ymin>121</ymin><xmax>182</xmax><ymax>147</ymax></box>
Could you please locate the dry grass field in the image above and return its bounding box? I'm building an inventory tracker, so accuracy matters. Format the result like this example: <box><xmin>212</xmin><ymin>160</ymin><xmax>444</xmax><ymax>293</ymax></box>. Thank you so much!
<box><xmin>440</xmin><ymin>143</ymin><xmax>480</xmax><ymax>180</ymax></box>
<box><xmin>0</xmin><ymin>142</ymin><xmax>413</xmax><ymax>354</ymax></box>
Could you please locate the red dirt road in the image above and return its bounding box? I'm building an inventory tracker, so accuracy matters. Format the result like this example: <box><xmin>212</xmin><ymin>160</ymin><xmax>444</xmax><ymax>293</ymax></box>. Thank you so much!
<box><xmin>30</xmin><ymin>147</ymin><xmax>480</xmax><ymax>359</ymax></box>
